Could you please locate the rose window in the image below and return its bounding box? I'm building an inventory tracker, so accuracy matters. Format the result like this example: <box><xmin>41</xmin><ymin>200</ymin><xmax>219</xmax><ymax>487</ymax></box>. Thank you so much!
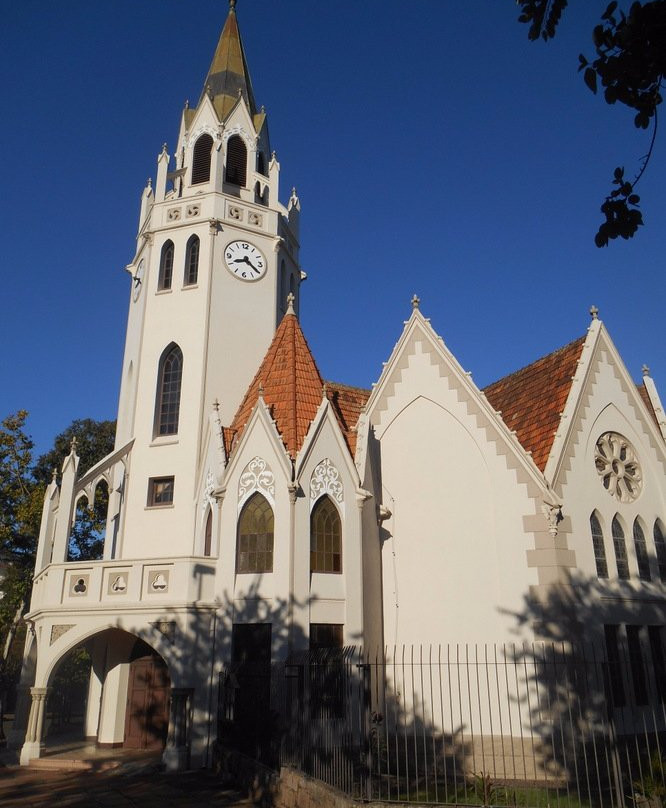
<box><xmin>594</xmin><ymin>432</ymin><xmax>642</xmax><ymax>503</ymax></box>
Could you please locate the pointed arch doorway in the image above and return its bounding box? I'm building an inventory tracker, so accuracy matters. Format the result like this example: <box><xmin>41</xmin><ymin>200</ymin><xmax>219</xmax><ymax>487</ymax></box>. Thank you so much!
<box><xmin>123</xmin><ymin>639</ymin><xmax>170</xmax><ymax>750</ymax></box>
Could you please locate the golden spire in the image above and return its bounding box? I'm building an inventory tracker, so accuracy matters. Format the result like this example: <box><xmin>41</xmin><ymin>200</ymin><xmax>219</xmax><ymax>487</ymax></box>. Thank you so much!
<box><xmin>201</xmin><ymin>0</ymin><xmax>256</xmax><ymax>118</ymax></box>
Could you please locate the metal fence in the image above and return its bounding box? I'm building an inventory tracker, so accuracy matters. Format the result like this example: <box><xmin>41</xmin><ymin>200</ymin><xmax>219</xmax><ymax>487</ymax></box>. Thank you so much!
<box><xmin>219</xmin><ymin>643</ymin><xmax>666</xmax><ymax>807</ymax></box>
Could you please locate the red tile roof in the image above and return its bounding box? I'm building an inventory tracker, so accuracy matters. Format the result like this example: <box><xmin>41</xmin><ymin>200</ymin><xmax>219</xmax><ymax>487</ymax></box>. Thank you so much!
<box><xmin>637</xmin><ymin>382</ymin><xmax>659</xmax><ymax>427</ymax></box>
<box><xmin>227</xmin><ymin>314</ymin><xmax>368</xmax><ymax>460</ymax></box>
<box><xmin>483</xmin><ymin>336</ymin><xmax>586</xmax><ymax>472</ymax></box>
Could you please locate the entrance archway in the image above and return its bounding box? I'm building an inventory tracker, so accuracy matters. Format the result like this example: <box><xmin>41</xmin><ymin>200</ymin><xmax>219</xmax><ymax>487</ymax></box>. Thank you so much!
<box><xmin>123</xmin><ymin>639</ymin><xmax>170</xmax><ymax>750</ymax></box>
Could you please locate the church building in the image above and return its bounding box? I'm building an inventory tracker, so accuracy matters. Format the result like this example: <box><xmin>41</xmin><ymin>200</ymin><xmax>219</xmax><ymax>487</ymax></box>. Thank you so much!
<box><xmin>13</xmin><ymin>2</ymin><xmax>666</xmax><ymax>771</ymax></box>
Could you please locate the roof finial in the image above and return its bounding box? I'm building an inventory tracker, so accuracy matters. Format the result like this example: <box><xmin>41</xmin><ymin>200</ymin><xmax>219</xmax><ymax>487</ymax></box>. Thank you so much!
<box><xmin>258</xmin><ymin>381</ymin><xmax>264</xmax><ymax>397</ymax></box>
<box><xmin>212</xmin><ymin>398</ymin><xmax>220</xmax><ymax>412</ymax></box>
<box><xmin>322</xmin><ymin>382</ymin><xmax>328</xmax><ymax>399</ymax></box>
<box><xmin>51</xmin><ymin>467</ymin><xmax>58</xmax><ymax>483</ymax></box>
<box><xmin>411</xmin><ymin>294</ymin><xmax>420</xmax><ymax>310</ymax></box>
<box><xmin>642</xmin><ymin>364</ymin><xmax>650</xmax><ymax>377</ymax></box>
<box><xmin>184</xmin><ymin>99</ymin><xmax>189</xmax><ymax>109</ymax></box>
<box><xmin>161</xmin><ymin>142</ymin><xmax>167</xmax><ymax>154</ymax></box>
<box><xmin>589</xmin><ymin>304</ymin><xmax>599</xmax><ymax>320</ymax></box>
<box><xmin>70</xmin><ymin>436</ymin><xmax>78</xmax><ymax>454</ymax></box>
<box><xmin>229</xmin><ymin>0</ymin><xmax>237</xmax><ymax>9</ymax></box>
<box><xmin>286</xmin><ymin>292</ymin><xmax>295</xmax><ymax>315</ymax></box>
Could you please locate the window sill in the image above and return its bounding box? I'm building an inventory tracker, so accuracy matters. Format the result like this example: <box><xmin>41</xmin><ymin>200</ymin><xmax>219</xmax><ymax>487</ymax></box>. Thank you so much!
<box><xmin>155</xmin><ymin>288</ymin><xmax>173</xmax><ymax>296</ymax></box>
<box><xmin>150</xmin><ymin>436</ymin><xmax>179</xmax><ymax>447</ymax></box>
<box><xmin>145</xmin><ymin>504</ymin><xmax>175</xmax><ymax>510</ymax></box>
<box><xmin>182</xmin><ymin>284</ymin><xmax>199</xmax><ymax>291</ymax></box>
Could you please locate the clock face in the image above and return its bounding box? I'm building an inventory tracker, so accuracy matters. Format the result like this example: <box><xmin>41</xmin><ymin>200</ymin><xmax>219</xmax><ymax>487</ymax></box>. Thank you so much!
<box><xmin>132</xmin><ymin>259</ymin><xmax>145</xmax><ymax>302</ymax></box>
<box><xmin>224</xmin><ymin>240</ymin><xmax>266</xmax><ymax>281</ymax></box>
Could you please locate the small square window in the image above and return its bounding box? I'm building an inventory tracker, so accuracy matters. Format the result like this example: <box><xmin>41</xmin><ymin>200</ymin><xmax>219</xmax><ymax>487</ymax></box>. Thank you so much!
<box><xmin>148</xmin><ymin>476</ymin><xmax>174</xmax><ymax>507</ymax></box>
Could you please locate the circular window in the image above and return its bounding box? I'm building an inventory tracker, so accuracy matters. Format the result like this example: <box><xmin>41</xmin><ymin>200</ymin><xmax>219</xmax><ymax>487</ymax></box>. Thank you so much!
<box><xmin>594</xmin><ymin>432</ymin><xmax>642</xmax><ymax>503</ymax></box>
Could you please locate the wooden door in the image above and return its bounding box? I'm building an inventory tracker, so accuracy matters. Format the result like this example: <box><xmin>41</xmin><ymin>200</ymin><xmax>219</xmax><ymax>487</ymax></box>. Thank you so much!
<box><xmin>124</xmin><ymin>654</ymin><xmax>170</xmax><ymax>749</ymax></box>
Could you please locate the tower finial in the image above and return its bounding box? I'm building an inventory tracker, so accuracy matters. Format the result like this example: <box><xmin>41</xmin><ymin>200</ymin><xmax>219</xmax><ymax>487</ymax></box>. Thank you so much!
<box><xmin>411</xmin><ymin>294</ymin><xmax>420</xmax><ymax>310</ymax></box>
<box><xmin>642</xmin><ymin>364</ymin><xmax>650</xmax><ymax>377</ymax></box>
<box><xmin>589</xmin><ymin>304</ymin><xmax>599</xmax><ymax>320</ymax></box>
<box><xmin>229</xmin><ymin>0</ymin><xmax>237</xmax><ymax>9</ymax></box>
<box><xmin>286</xmin><ymin>293</ymin><xmax>295</xmax><ymax>315</ymax></box>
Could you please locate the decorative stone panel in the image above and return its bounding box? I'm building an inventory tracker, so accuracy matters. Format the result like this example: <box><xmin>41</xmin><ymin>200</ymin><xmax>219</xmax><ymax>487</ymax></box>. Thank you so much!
<box><xmin>310</xmin><ymin>458</ymin><xmax>344</xmax><ymax>505</ymax></box>
<box><xmin>50</xmin><ymin>624</ymin><xmax>75</xmax><ymax>645</ymax></box>
<box><xmin>238</xmin><ymin>457</ymin><xmax>275</xmax><ymax>506</ymax></box>
<box><xmin>167</xmin><ymin>207</ymin><xmax>181</xmax><ymax>222</ymax></box>
<box><xmin>228</xmin><ymin>205</ymin><xmax>243</xmax><ymax>221</ymax></box>
<box><xmin>147</xmin><ymin>569</ymin><xmax>170</xmax><ymax>594</ymax></box>
<box><xmin>186</xmin><ymin>204</ymin><xmax>200</xmax><ymax>218</ymax></box>
<box><xmin>107</xmin><ymin>571</ymin><xmax>129</xmax><ymax>595</ymax></box>
<box><xmin>69</xmin><ymin>573</ymin><xmax>89</xmax><ymax>596</ymax></box>
<box><xmin>248</xmin><ymin>211</ymin><xmax>263</xmax><ymax>227</ymax></box>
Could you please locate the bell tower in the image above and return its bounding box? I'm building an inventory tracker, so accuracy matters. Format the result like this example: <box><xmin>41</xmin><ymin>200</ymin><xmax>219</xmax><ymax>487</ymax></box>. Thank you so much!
<box><xmin>114</xmin><ymin>1</ymin><xmax>302</xmax><ymax>558</ymax></box>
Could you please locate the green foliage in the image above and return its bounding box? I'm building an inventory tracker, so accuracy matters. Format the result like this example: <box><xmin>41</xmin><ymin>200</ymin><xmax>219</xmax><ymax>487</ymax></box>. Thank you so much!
<box><xmin>32</xmin><ymin>418</ymin><xmax>116</xmax><ymax>486</ymax></box>
<box><xmin>517</xmin><ymin>1</ymin><xmax>665</xmax><ymax>246</ymax></box>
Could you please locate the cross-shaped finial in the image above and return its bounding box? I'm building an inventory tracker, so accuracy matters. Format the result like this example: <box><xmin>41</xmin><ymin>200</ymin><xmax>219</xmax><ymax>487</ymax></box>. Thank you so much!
<box><xmin>51</xmin><ymin>467</ymin><xmax>58</xmax><ymax>482</ymax></box>
<box><xmin>286</xmin><ymin>292</ymin><xmax>295</xmax><ymax>314</ymax></box>
<box><xmin>161</xmin><ymin>142</ymin><xmax>167</xmax><ymax>153</ymax></box>
<box><xmin>258</xmin><ymin>381</ymin><xmax>264</xmax><ymax>397</ymax></box>
<box><xmin>212</xmin><ymin>398</ymin><xmax>220</xmax><ymax>412</ymax></box>
<box><xmin>589</xmin><ymin>304</ymin><xmax>599</xmax><ymax>320</ymax></box>
<box><xmin>411</xmin><ymin>294</ymin><xmax>420</xmax><ymax>310</ymax></box>
<box><xmin>230</xmin><ymin>0</ymin><xmax>237</xmax><ymax>9</ymax></box>
<box><xmin>642</xmin><ymin>364</ymin><xmax>650</xmax><ymax>377</ymax></box>
<box><xmin>70</xmin><ymin>436</ymin><xmax>78</xmax><ymax>453</ymax></box>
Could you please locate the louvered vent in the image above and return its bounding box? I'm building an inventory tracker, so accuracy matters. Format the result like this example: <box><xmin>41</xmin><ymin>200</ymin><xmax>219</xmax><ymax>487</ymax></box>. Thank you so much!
<box><xmin>225</xmin><ymin>135</ymin><xmax>247</xmax><ymax>187</ymax></box>
<box><xmin>191</xmin><ymin>134</ymin><xmax>213</xmax><ymax>184</ymax></box>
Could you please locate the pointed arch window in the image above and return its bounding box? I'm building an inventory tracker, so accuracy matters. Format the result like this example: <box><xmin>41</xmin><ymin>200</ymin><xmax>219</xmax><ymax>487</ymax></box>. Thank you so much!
<box><xmin>154</xmin><ymin>343</ymin><xmax>183</xmax><ymax>436</ymax></box>
<box><xmin>158</xmin><ymin>240</ymin><xmax>174</xmax><ymax>290</ymax></box>
<box><xmin>204</xmin><ymin>507</ymin><xmax>213</xmax><ymax>557</ymax></box>
<box><xmin>590</xmin><ymin>512</ymin><xmax>608</xmax><ymax>579</ymax></box>
<box><xmin>191</xmin><ymin>134</ymin><xmax>213</xmax><ymax>185</ymax></box>
<box><xmin>311</xmin><ymin>497</ymin><xmax>342</xmax><ymax>573</ymax></box>
<box><xmin>184</xmin><ymin>235</ymin><xmax>199</xmax><ymax>286</ymax></box>
<box><xmin>633</xmin><ymin>519</ymin><xmax>651</xmax><ymax>581</ymax></box>
<box><xmin>237</xmin><ymin>493</ymin><xmax>273</xmax><ymax>573</ymax></box>
<box><xmin>225</xmin><ymin>135</ymin><xmax>247</xmax><ymax>187</ymax></box>
<box><xmin>612</xmin><ymin>516</ymin><xmax>630</xmax><ymax>580</ymax></box>
<box><xmin>654</xmin><ymin>520</ymin><xmax>666</xmax><ymax>582</ymax></box>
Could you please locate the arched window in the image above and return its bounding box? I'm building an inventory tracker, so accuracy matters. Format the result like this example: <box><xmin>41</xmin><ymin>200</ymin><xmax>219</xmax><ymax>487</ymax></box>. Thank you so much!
<box><xmin>612</xmin><ymin>516</ymin><xmax>630</xmax><ymax>580</ymax></box>
<box><xmin>590</xmin><ymin>512</ymin><xmax>608</xmax><ymax>579</ymax></box>
<box><xmin>654</xmin><ymin>520</ymin><xmax>666</xmax><ymax>582</ymax></box>
<box><xmin>191</xmin><ymin>134</ymin><xmax>213</xmax><ymax>184</ymax></box>
<box><xmin>154</xmin><ymin>343</ymin><xmax>183</xmax><ymax>436</ymax></box>
<box><xmin>204</xmin><ymin>507</ymin><xmax>213</xmax><ymax>557</ymax></box>
<box><xmin>237</xmin><ymin>493</ymin><xmax>273</xmax><ymax>573</ymax></box>
<box><xmin>225</xmin><ymin>135</ymin><xmax>247</xmax><ymax>186</ymax></box>
<box><xmin>158</xmin><ymin>240</ymin><xmax>174</xmax><ymax>290</ymax></box>
<box><xmin>633</xmin><ymin>519</ymin><xmax>651</xmax><ymax>581</ymax></box>
<box><xmin>311</xmin><ymin>497</ymin><xmax>342</xmax><ymax>573</ymax></box>
<box><xmin>184</xmin><ymin>235</ymin><xmax>199</xmax><ymax>286</ymax></box>
<box><xmin>257</xmin><ymin>151</ymin><xmax>266</xmax><ymax>176</ymax></box>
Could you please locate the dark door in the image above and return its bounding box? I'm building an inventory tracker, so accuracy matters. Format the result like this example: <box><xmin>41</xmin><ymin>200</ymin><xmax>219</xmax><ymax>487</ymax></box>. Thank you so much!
<box><xmin>231</xmin><ymin>623</ymin><xmax>272</xmax><ymax>759</ymax></box>
<box><xmin>124</xmin><ymin>653</ymin><xmax>170</xmax><ymax>749</ymax></box>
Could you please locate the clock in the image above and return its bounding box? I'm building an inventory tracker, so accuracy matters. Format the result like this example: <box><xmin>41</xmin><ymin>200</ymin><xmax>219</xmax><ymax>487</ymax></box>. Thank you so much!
<box><xmin>224</xmin><ymin>240</ymin><xmax>266</xmax><ymax>281</ymax></box>
<box><xmin>132</xmin><ymin>259</ymin><xmax>145</xmax><ymax>301</ymax></box>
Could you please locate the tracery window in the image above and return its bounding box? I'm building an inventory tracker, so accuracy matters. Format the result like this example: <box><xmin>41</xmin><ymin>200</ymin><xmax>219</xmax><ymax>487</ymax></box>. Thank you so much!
<box><xmin>310</xmin><ymin>496</ymin><xmax>342</xmax><ymax>573</ymax></box>
<box><xmin>191</xmin><ymin>133</ymin><xmax>213</xmax><ymax>184</ymax></box>
<box><xmin>158</xmin><ymin>240</ymin><xmax>174</xmax><ymax>291</ymax></box>
<box><xmin>654</xmin><ymin>520</ymin><xmax>666</xmax><ymax>583</ymax></box>
<box><xmin>633</xmin><ymin>519</ymin><xmax>651</xmax><ymax>581</ymax></box>
<box><xmin>237</xmin><ymin>493</ymin><xmax>273</xmax><ymax>573</ymax></box>
<box><xmin>184</xmin><ymin>235</ymin><xmax>199</xmax><ymax>286</ymax></box>
<box><xmin>154</xmin><ymin>343</ymin><xmax>183</xmax><ymax>436</ymax></box>
<box><xmin>612</xmin><ymin>516</ymin><xmax>630</xmax><ymax>580</ymax></box>
<box><xmin>225</xmin><ymin>135</ymin><xmax>247</xmax><ymax>186</ymax></box>
<box><xmin>590</xmin><ymin>512</ymin><xmax>608</xmax><ymax>579</ymax></box>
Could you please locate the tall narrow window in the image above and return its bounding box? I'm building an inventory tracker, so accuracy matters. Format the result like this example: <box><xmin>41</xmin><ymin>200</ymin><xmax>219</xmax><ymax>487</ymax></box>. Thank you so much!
<box><xmin>158</xmin><ymin>240</ymin><xmax>174</xmax><ymax>290</ymax></box>
<box><xmin>257</xmin><ymin>151</ymin><xmax>266</xmax><ymax>176</ymax></box>
<box><xmin>311</xmin><ymin>497</ymin><xmax>342</xmax><ymax>573</ymax></box>
<box><xmin>154</xmin><ymin>343</ymin><xmax>183</xmax><ymax>436</ymax></box>
<box><xmin>590</xmin><ymin>512</ymin><xmax>608</xmax><ymax>579</ymax></box>
<box><xmin>654</xmin><ymin>520</ymin><xmax>666</xmax><ymax>582</ymax></box>
<box><xmin>184</xmin><ymin>235</ymin><xmax>199</xmax><ymax>286</ymax></box>
<box><xmin>649</xmin><ymin>626</ymin><xmax>666</xmax><ymax>703</ymax></box>
<box><xmin>604</xmin><ymin>624</ymin><xmax>626</xmax><ymax>707</ymax></box>
<box><xmin>633</xmin><ymin>519</ymin><xmax>651</xmax><ymax>581</ymax></box>
<box><xmin>225</xmin><ymin>135</ymin><xmax>247</xmax><ymax>186</ymax></box>
<box><xmin>204</xmin><ymin>507</ymin><xmax>212</xmax><ymax>557</ymax></box>
<box><xmin>612</xmin><ymin>516</ymin><xmax>630</xmax><ymax>580</ymax></box>
<box><xmin>237</xmin><ymin>493</ymin><xmax>274</xmax><ymax>573</ymax></box>
<box><xmin>626</xmin><ymin>625</ymin><xmax>648</xmax><ymax>705</ymax></box>
<box><xmin>191</xmin><ymin>134</ymin><xmax>213</xmax><ymax>184</ymax></box>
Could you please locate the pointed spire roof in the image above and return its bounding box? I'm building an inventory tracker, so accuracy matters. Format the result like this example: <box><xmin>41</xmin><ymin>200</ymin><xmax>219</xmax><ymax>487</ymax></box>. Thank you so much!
<box><xmin>228</xmin><ymin>313</ymin><xmax>369</xmax><ymax>460</ymax></box>
<box><xmin>202</xmin><ymin>0</ymin><xmax>256</xmax><ymax>120</ymax></box>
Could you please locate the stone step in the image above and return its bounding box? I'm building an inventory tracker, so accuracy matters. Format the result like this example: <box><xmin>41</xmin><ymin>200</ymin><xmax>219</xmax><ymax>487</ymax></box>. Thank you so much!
<box><xmin>28</xmin><ymin>757</ymin><xmax>121</xmax><ymax>772</ymax></box>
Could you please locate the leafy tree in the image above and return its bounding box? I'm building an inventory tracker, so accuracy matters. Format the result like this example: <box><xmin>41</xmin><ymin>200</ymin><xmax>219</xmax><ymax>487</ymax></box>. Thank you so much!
<box><xmin>517</xmin><ymin>1</ymin><xmax>665</xmax><ymax>246</ymax></box>
<box><xmin>0</xmin><ymin>413</ymin><xmax>115</xmax><ymax>718</ymax></box>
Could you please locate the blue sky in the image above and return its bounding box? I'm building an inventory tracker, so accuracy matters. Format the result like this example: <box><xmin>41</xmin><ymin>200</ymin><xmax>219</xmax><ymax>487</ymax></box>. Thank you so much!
<box><xmin>1</xmin><ymin>1</ymin><xmax>664</xmax><ymax>459</ymax></box>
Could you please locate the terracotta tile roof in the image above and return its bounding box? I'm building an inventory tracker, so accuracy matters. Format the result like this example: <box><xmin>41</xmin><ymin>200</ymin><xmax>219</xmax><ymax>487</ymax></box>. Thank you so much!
<box><xmin>229</xmin><ymin>313</ymin><xmax>325</xmax><ymax>459</ymax></box>
<box><xmin>483</xmin><ymin>336</ymin><xmax>586</xmax><ymax>472</ymax></box>
<box><xmin>637</xmin><ymin>382</ymin><xmax>659</xmax><ymax>427</ymax></box>
<box><xmin>326</xmin><ymin>381</ymin><xmax>371</xmax><ymax>456</ymax></box>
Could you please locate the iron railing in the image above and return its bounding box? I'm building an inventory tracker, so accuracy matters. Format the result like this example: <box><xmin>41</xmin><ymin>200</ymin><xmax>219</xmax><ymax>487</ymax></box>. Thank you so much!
<box><xmin>219</xmin><ymin>643</ymin><xmax>666</xmax><ymax>807</ymax></box>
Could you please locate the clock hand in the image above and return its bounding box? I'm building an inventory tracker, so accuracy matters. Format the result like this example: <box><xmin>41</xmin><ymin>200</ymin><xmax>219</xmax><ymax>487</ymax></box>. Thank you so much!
<box><xmin>232</xmin><ymin>257</ymin><xmax>249</xmax><ymax>264</ymax></box>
